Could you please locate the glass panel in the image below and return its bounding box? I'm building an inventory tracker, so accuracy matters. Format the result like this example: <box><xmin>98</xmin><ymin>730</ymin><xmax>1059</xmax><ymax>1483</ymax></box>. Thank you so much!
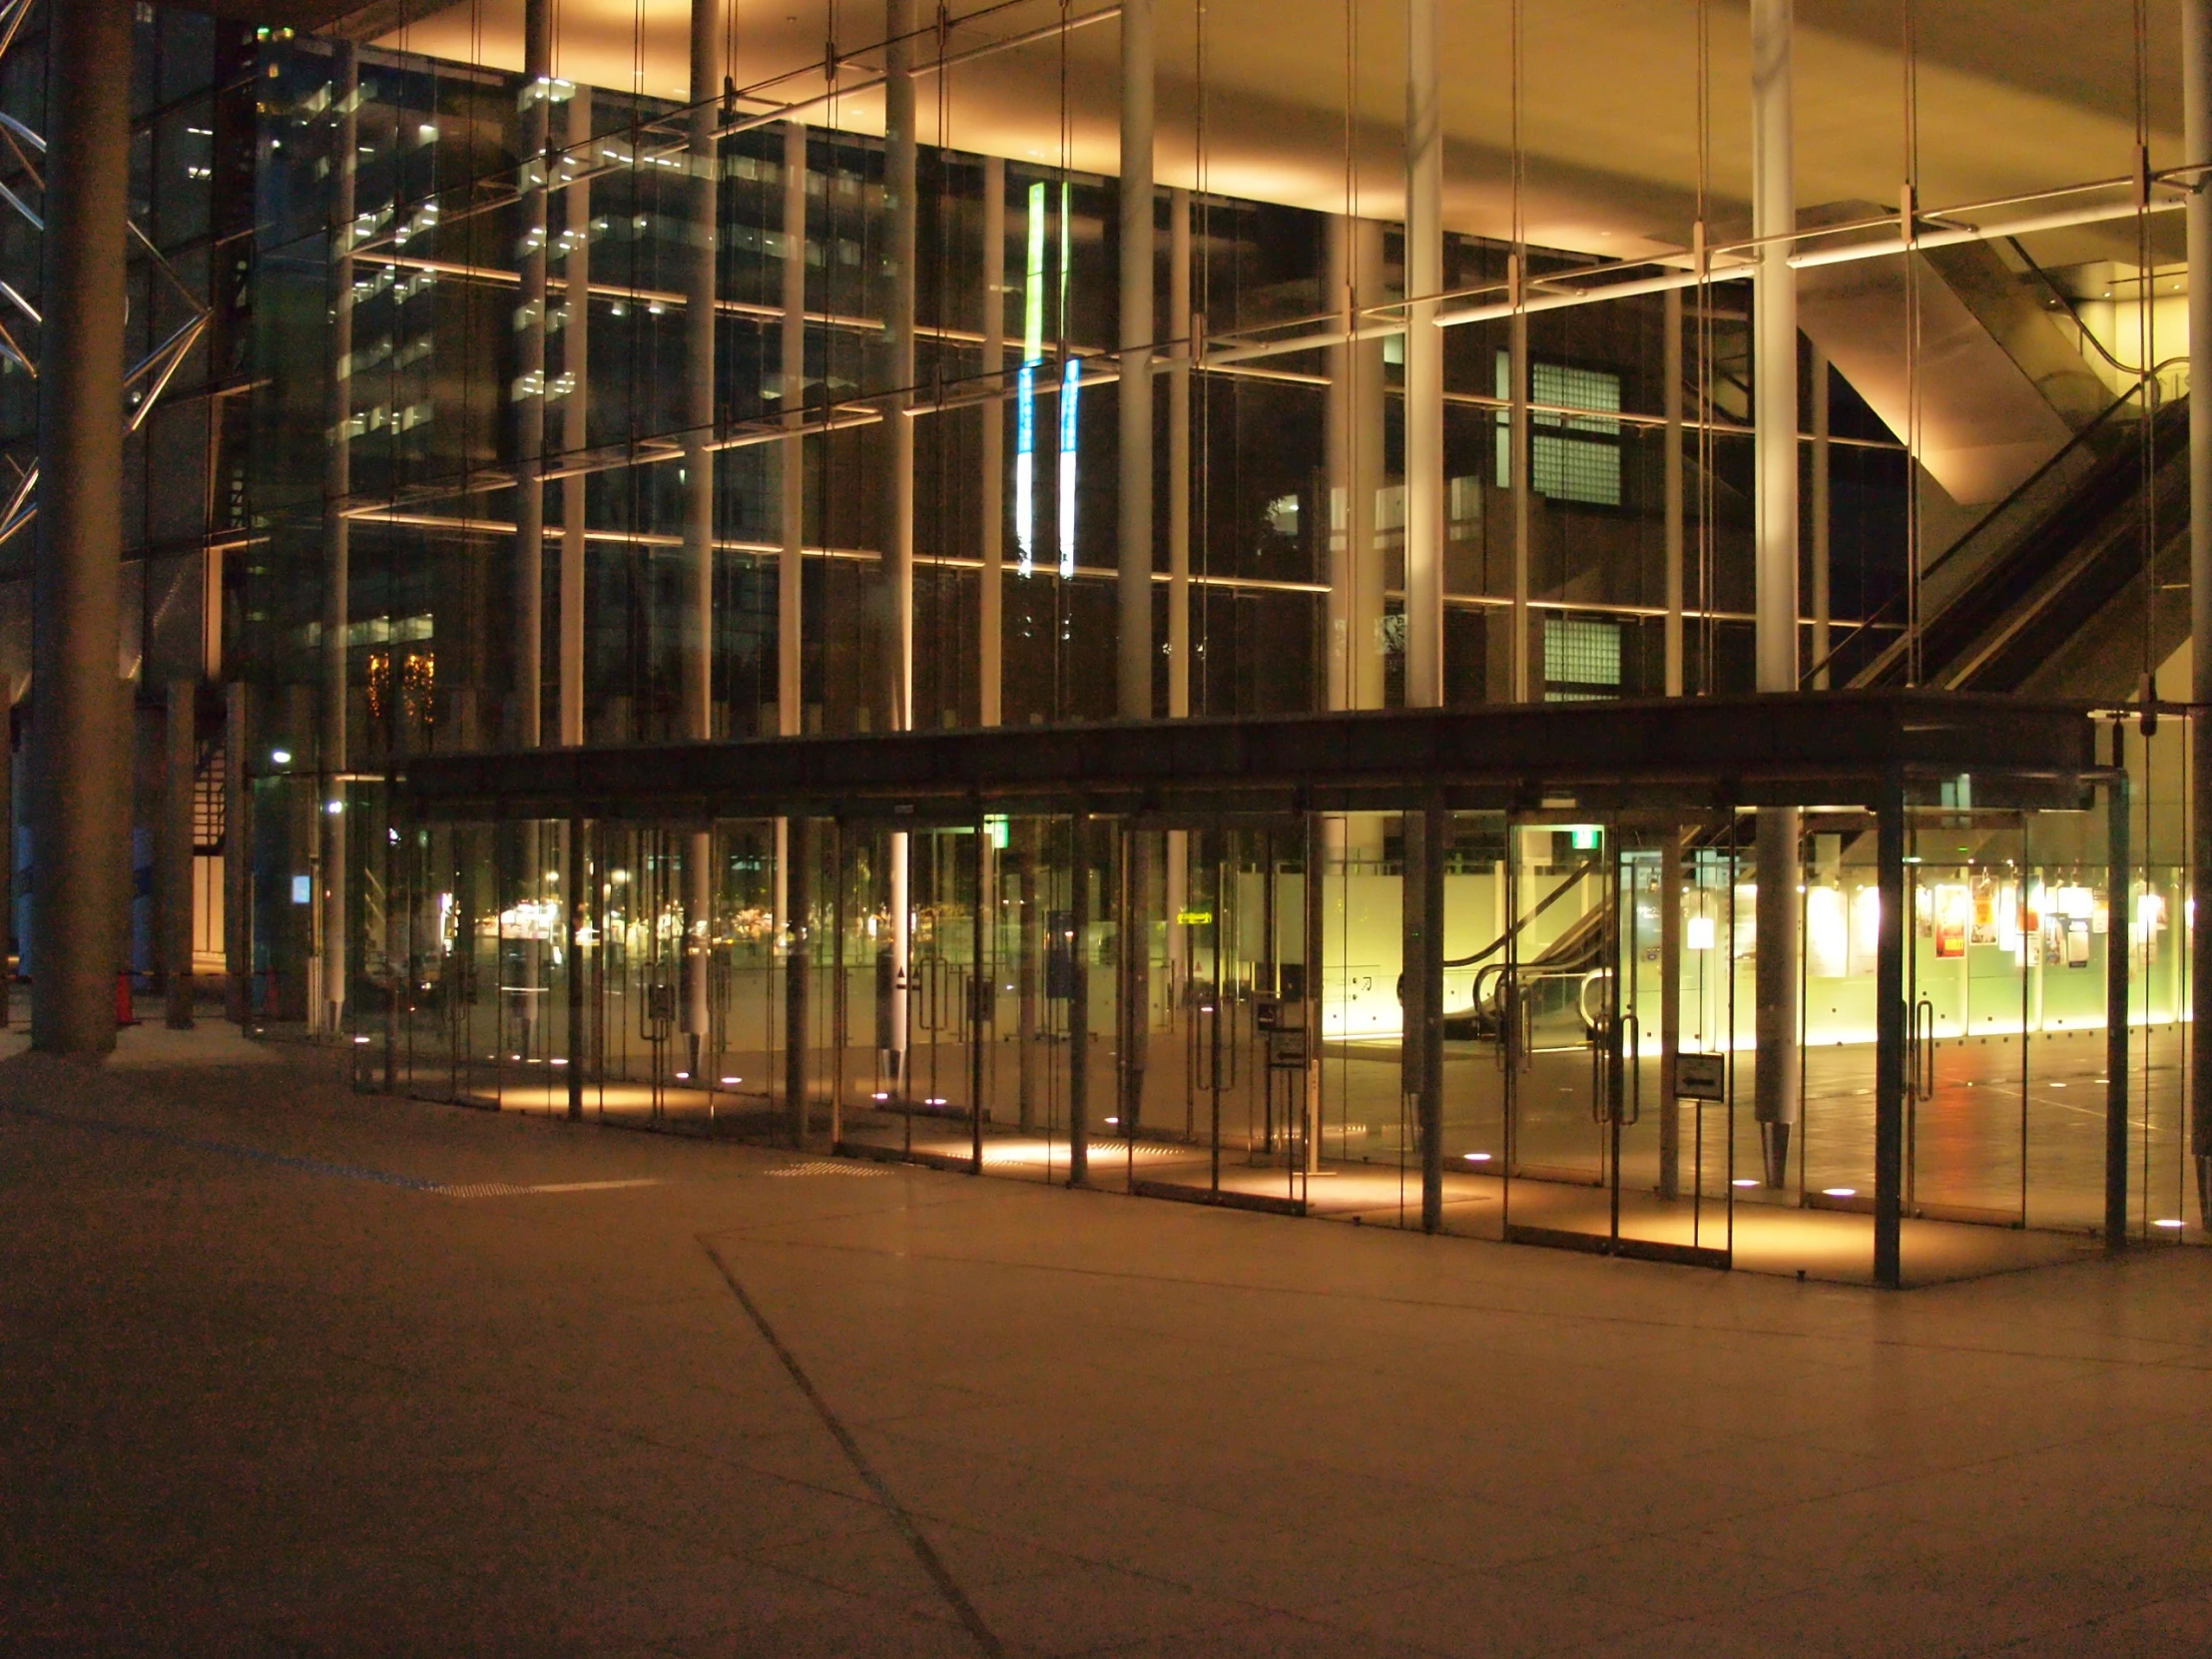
<box><xmin>1435</xmin><ymin>812</ymin><xmax>1508</xmax><ymax>1242</ymax></box>
<box><xmin>1502</xmin><ymin>818</ymin><xmax>1612</xmax><ymax>1243</ymax></box>
<box><xmin>1907</xmin><ymin>810</ymin><xmax>2030</xmax><ymax>1226</ymax></box>
<box><xmin>1611</xmin><ymin>826</ymin><xmax>1732</xmax><ymax>1263</ymax></box>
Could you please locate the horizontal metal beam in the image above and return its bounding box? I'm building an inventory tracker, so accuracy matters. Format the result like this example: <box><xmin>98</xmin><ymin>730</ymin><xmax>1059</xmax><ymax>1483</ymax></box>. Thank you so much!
<box><xmin>395</xmin><ymin>691</ymin><xmax>2100</xmax><ymax>826</ymax></box>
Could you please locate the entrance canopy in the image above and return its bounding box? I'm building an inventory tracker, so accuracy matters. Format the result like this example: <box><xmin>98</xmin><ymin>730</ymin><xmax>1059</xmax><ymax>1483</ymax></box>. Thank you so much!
<box><xmin>396</xmin><ymin>690</ymin><xmax>2107</xmax><ymax>825</ymax></box>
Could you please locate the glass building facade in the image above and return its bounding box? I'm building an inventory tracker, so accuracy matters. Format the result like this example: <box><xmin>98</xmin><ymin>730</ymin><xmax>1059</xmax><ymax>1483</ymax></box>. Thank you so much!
<box><xmin>0</xmin><ymin>7</ymin><xmax>2198</xmax><ymax>1286</ymax></box>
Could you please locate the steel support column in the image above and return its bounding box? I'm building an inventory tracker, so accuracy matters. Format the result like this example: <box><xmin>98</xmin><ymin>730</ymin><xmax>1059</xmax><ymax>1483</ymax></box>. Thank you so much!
<box><xmin>682</xmin><ymin>0</ymin><xmax>722</xmax><ymax>1073</ymax></box>
<box><xmin>224</xmin><ymin>685</ymin><xmax>250</xmax><ymax>1025</ymax></box>
<box><xmin>162</xmin><ymin>683</ymin><xmax>195</xmax><ymax>1029</ymax></box>
<box><xmin>1509</xmin><ymin>300</ymin><xmax>1530</xmax><ymax>702</ymax></box>
<box><xmin>1811</xmin><ymin>341</ymin><xmax>1832</xmax><ymax>688</ymax></box>
<box><xmin>1167</xmin><ymin>187</ymin><xmax>1191</xmax><ymax>719</ymax></box>
<box><xmin>1402</xmin><ymin>0</ymin><xmax>1443</xmax><ymax>710</ymax></box>
<box><xmin>787</xmin><ymin>814</ymin><xmax>812</xmax><ymax>1145</ymax></box>
<box><xmin>781</xmin><ymin>119</ymin><xmax>808</xmax><ymax>738</ymax></box>
<box><xmin>317</xmin><ymin>41</ymin><xmax>359</xmax><ymax>1039</ymax></box>
<box><xmin>2107</xmin><ymin>735</ymin><xmax>2132</xmax><ymax>1249</ymax></box>
<box><xmin>1664</xmin><ymin>286</ymin><xmax>1684</xmax><ymax>697</ymax></box>
<box><xmin>1402</xmin><ymin>799</ymin><xmax>1446</xmax><ymax>1230</ymax></box>
<box><xmin>1116</xmin><ymin>0</ymin><xmax>1154</xmax><ymax>720</ymax></box>
<box><xmin>1164</xmin><ymin>187</ymin><xmax>1191</xmax><ymax>976</ymax></box>
<box><xmin>1067</xmin><ymin>813</ymin><xmax>1091</xmax><ymax>1183</ymax></box>
<box><xmin>774</xmin><ymin>118</ymin><xmax>806</xmax><ymax>960</ymax></box>
<box><xmin>567</xmin><ymin>816</ymin><xmax>585</xmax><ymax>1120</ymax></box>
<box><xmin>883</xmin><ymin>0</ymin><xmax>917</xmax><ymax>1093</ymax></box>
<box><xmin>559</xmin><ymin>85</ymin><xmax>592</xmax><ymax>746</ymax></box>
<box><xmin>980</xmin><ymin>154</ymin><xmax>1005</xmax><ymax>729</ymax></box>
<box><xmin>1752</xmin><ymin>0</ymin><xmax>1801</xmax><ymax>1187</ymax></box>
<box><xmin>2185</xmin><ymin>0</ymin><xmax>2212</xmax><ymax>1222</ymax></box>
<box><xmin>1874</xmin><ymin>777</ymin><xmax>1905</xmax><ymax>1289</ymax></box>
<box><xmin>30</xmin><ymin>0</ymin><xmax>128</xmax><ymax>1054</ymax></box>
<box><xmin>1658</xmin><ymin>827</ymin><xmax>1683</xmax><ymax>1200</ymax></box>
<box><xmin>513</xmin><ymin>0</ymin><xmax>550</xmax><ymax>751</ymax></box>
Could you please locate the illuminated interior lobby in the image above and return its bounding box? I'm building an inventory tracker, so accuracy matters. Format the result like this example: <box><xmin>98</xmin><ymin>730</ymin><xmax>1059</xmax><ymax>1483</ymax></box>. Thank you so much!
<box><xmin>9</xmin><ymin>0</ymin><xmax>2212</xmax><ymax>1288</ymax></box>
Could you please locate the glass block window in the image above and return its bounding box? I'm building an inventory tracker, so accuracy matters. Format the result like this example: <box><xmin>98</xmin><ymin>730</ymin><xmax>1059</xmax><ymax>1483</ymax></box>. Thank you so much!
<box><xmin>1544</xmin><ymin>616</ymin><xmax>1622</xmax><ymax>702</ymax></box>
<box><xmin>1494</xmin><ymin>354</ymin><xmax>1624</xmax><ymax>507</ymax></box>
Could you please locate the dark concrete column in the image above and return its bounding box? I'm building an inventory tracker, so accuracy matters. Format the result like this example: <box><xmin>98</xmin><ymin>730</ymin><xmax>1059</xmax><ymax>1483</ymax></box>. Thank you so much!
<box><xmin>319</xmin><ymin>41</ymin><xmax>358</xmax><ymax>1039</ymax></box>
<box><xmin>1016</xmin><ymin>821</ymin><xmax>1039</xmax><ymax>1131</ymax></box>
<box><xmin>1657</xmin><ymin>827</ymin><xmax>1683</xmax><ymax>1200</ymax></box>
<box><xmin>1402</xmin><ymin>801</ymin><xmax>1445</xmax><ymax>1231</ymax></box>
<box><xmin>2106</xmin><ymin>736</ymin><xmax>2131</xmax><ymax>1250</ymax></box>
<box><xmin>786</xmin><ymin>815</ymin><xmax>812</xmax><ymax>1146</ymax></box>
<box><xmin>1303</xmin><ymin>812</ymin><xmax>1325</xmax><ymax>1175</ymax></box>
<box><xmin>1067</xmin><ymin>814</ymin><xmax>1090</xmax><ymax>1185</ymax></box>
<box><xmin>224</xmin><ymin>684</ymin><xmax>251</xmax><ymax>1025</ymax></box>
<box><xmin>567</xmin><ymin>816</ymin><xmax>586</xmax><ymax>1120</ymax></box>
<box><xmin>31</xmin><ymin>0</ymin><xmax>131</xmax><ymax>1056</ymax></box>
<box><xmin>1874</xmin><ymin>779</ymin><xmax>1906</xmax><ymax>1289</ymax></box>
<box><xmin>1118</xmin><ymin>830</ymin><xmax>1148</xmax><ymax>1134</ymax></box>
<box><xmin>0</xmin><ymin>700</ymin><xmax>11</xmax><ymax>1028</ymax></box>
<box><xmin>163</xmin><ymin>682</ymin><xmax>195</xmax><ymax>1028</ymax></box>
<box><xmin>969</xmin><ymin>814</ymin><xmax>986</xmax><ymax>1171</ymax></box>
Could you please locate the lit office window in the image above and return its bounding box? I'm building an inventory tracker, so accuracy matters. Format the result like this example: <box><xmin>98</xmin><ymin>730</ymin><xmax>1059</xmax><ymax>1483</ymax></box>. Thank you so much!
<box><xmin>1544</xmin><ymin>615</ymin><xmax>1622</xmax><ymax>702</ymax></box>
<box><xmin>1494</xmin><ymin>355</ymin><xmax>1623</xmax><ymax>507</ymax></box>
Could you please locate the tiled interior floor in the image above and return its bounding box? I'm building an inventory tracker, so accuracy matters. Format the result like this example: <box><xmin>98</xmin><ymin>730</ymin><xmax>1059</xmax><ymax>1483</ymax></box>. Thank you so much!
<box><xmin>6</xmin><ymin>1025</ymin><xmax>2212</xmax><ymax>1655</ymax></box>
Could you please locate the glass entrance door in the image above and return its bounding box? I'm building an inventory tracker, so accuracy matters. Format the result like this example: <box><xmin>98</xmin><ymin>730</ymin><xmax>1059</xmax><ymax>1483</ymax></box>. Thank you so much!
<box><xmin>1503</xmin><ymin>818</ymin><xmax>1733</xmax><ymax>1267</ymax></box>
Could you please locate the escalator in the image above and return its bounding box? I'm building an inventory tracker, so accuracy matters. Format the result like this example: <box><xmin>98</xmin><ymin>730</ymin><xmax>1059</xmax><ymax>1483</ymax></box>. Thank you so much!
<box><xmin>1823</xmin><ymin>387</ymin><xmax>2188</xmax><ymax>700</ymax></box>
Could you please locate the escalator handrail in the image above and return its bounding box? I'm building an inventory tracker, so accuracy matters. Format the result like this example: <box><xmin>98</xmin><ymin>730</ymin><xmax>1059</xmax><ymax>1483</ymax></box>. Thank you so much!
<box><xmin>1803</xmin><ymin>374</ymin><xmax>2181</xmax><ymax>690</ymax></box>
<box><xmin>1441</xmin><ymin>853</ymin><xmax>1600</xmax><ymax>970</ymax></box>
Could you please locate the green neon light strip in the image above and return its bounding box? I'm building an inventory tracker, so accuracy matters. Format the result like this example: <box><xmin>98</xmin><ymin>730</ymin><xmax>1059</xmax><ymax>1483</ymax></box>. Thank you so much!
<box><xmin>1023</xmin><ymin>181</ymin><xmax>1046</xmax><ymax>364</ymax></box>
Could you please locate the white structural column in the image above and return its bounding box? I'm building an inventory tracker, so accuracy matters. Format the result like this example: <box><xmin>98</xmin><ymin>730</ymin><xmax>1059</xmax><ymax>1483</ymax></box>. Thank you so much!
<box><xmin>513</xmin><ymin>0</ymin><xmax>550</xmax><ymax>751</ymax></box>
<box><xmin>318</xmin><ymin>41</ymin><xmax>359</xmax><ymax>1036</ymax></box>
<box><xmin>2186</xmin><ymin>0</ymin><xmax>2212</xmax><ymax>1219</ymax></box>
<box><xmin>883</xmin><ymin>0</ymin><xmax>917</xmax><ymax>1090</ymax></box>
<box><xmin>1751</xmin><ymin>0</ymin><xmax>1802</xmax><ymax>1187</ymax></box>
<box><xmin>1351</xmin><ymin>220</ymin><xmax>1385</xmax><ymax>714</ymax></box>
<box><xmin>1164</xmin><ymin>186</ymin><xmax>1192</xmax><ymax>973</ymax></box>
<box><xmin>1401</xmin><ymin>0</ymin><xmax>1444</xmax><ymax>709</ymax></box>
<box><xmin>774</xmin><ymin>120</ymin><xmax>806</xmax><ymax>940</ymax></box>
<box><xmin>1508</xmin><ymin>293</ymin><xmax>1530</xmax><ymax>701</ymax></box>
<box><xmin>780</xmin><ymin>120</ymin><xmax>807</xmax><ymax>736</ymax></box>
<box><xmin>1326</xmin><ymin>218</ymin><xmax>1354</xmax><ymax>712</ymax></box>
<box><xmin>1167</xmin><ymin>187</ymin><xmax>1192</xmax><ymax>717</ymax></box>
<box><xmin>1328</xmin><ymin>216</ymin><xmax>1386</xmax><ymax>859</ymax></box>
<box><xmin>682</xmin><ymin>0</ymin><xmax>721</xmax><ymax>1073</ymax></box>
<box><xmin>1116</xmin><ymin>0</ymin><xmax>1156</xmax><ymax>1129</ymax></box>
<box><xmin>1811</xmin><ymin>341</ymin><xmax>1831</xmax><ymax>687</ymax></box>
<box><xmin>1663</xmin><ymin>284</ymin><xmax>1684</xmax><ymax>697</ymax></box>
<box><xmin>559</xmin><ymin>85</ymin><xmax>591</xmax><ymax>746</ymax></box>
<box><xmin>1659</xmin><ymin>285</ymin><xmax>1685</xmax><ymax>1198</ymax></box>
<box><xmin>1117</xmin><ymin>0</ymin><xmax>1155</xmax><ymax>718</ymax></box>
<box><xmin>980</xmin><ymin>155</ymin><xmax>1005</xmax><ymax>727</ymax></box>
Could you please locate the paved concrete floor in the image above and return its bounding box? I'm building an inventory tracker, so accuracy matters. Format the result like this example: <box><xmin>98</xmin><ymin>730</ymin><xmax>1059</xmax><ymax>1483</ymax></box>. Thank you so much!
<box><xmin>6</xmin><ymin>1030</ymin><xmax>2212</xmax><ymax>1656</ymax></box>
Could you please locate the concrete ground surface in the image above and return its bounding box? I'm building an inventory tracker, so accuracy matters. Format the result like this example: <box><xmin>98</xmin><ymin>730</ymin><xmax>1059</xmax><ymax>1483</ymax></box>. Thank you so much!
<box><xmin>4</xmin><ymin>1029</ymin><xmax>2211</xmax><ymax>1656</ymax></box>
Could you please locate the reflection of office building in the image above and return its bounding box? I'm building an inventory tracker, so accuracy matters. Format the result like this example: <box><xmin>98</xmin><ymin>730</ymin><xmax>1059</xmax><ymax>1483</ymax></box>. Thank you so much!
<box><xmin>10</xmin><ymin>0</ymin><xmax>2209</xmax><ymax>1285</ymax></box>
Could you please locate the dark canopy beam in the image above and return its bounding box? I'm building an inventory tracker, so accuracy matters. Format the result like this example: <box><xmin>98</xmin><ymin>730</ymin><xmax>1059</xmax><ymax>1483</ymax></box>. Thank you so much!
<box><xmin>395</xmin><ymin>691</ymin><xmax>2104</xmax><ymax>827</ymax></box>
